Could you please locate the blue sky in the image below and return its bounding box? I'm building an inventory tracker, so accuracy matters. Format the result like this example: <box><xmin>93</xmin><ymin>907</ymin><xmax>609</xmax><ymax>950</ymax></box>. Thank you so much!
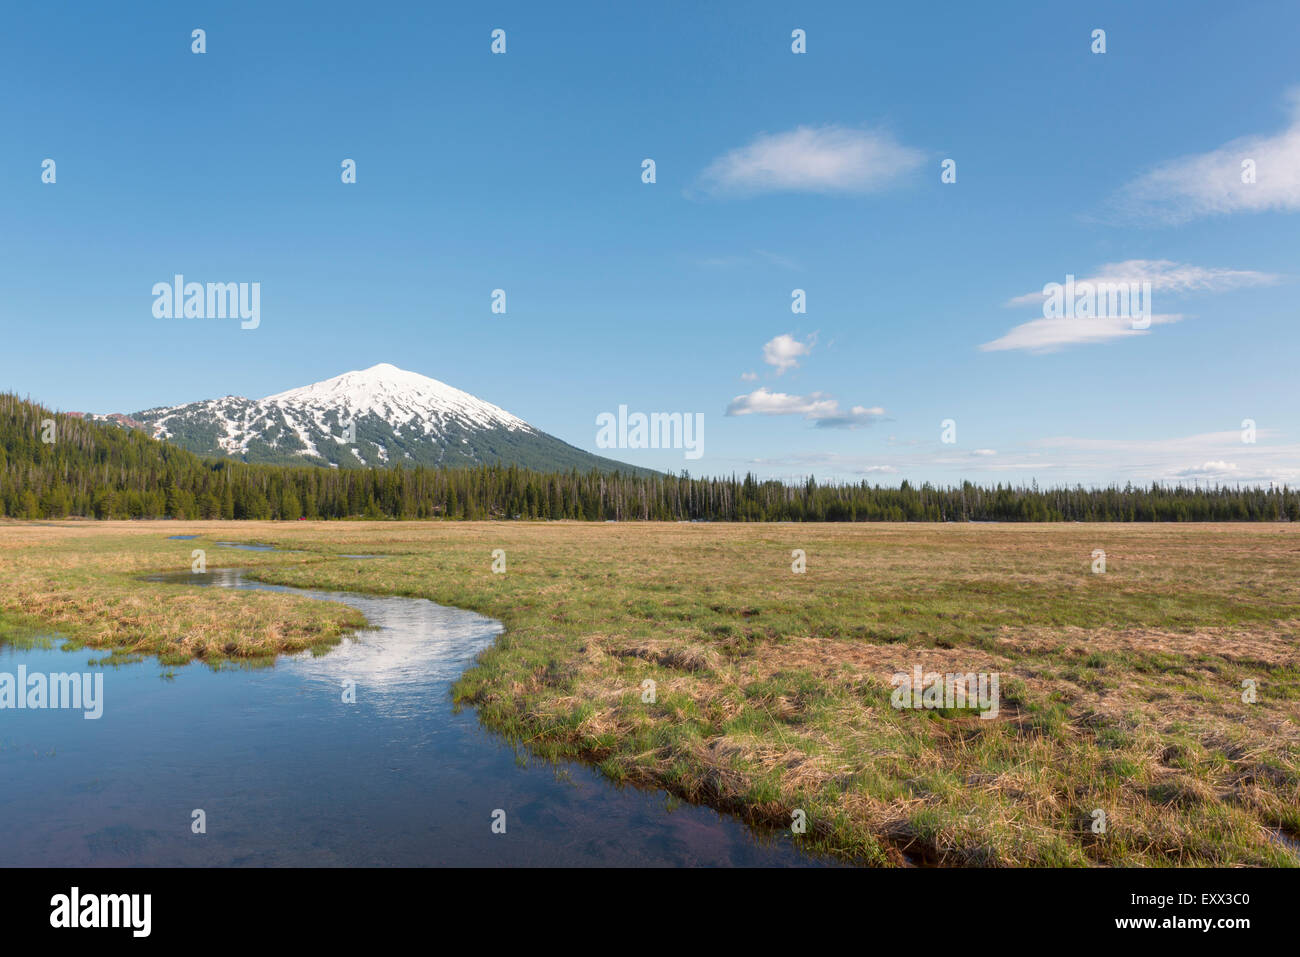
<box><xmin>3</xmin><ymin>0</ymin><xmax>1297</xmax><ymax>486</ymax></box>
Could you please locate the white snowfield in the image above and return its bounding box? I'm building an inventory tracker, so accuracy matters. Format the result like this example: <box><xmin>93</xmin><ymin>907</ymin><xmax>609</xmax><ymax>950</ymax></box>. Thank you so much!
<box><xmin>264</xmin><ymin>363</ymin><xmax>532</xmax><ymax>433</ymax></box>
<box><xmin>145</xmin><ymin>363</ymin><xmax>536</xmax><ymax>462</ymax></box>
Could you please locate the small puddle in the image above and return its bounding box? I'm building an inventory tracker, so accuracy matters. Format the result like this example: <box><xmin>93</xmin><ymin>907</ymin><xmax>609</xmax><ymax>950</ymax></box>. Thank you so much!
<box><xmin>1267</xmin><ymin>828</ymin><xmax>1300</xmax><ymax>856</ymax></box>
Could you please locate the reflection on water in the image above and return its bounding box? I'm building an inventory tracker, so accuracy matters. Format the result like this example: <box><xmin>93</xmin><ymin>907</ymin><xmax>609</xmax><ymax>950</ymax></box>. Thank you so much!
<box><xmin>0</xmin><ymin>562</ymin><xmax>828</xmax><ymax>867</ymax></box>
<box><xmin>149</xmin><ymin>569</ymin><xmax>506</xmax><ymax>715</ymax></box>
<box><xmin>1269</xmin><ymin>828</ymin><xmax>1300</xmax><ymax>855</ymax></box>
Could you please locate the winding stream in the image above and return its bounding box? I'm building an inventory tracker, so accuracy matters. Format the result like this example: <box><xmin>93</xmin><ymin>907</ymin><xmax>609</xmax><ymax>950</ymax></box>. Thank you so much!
<box><xmin>0</xmin><ymin>545</ymin><xmax>824</xmax><ymax>866</ymax></box>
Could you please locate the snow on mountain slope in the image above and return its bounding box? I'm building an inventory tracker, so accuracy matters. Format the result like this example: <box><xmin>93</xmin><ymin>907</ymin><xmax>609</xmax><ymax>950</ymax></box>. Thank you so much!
<box><xmin>262</xmin><ymin>363</ymin><xmax>531</xmax><ymax>436</ymax></box>
<box><xmin>125</xmin><ymin>364</ymin><xmax>647</xmax><ymax>474</ymax></box>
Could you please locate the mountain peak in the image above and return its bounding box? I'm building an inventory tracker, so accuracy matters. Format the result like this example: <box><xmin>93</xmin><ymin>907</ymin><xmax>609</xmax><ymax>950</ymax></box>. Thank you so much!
<box><xmin>342</xmin><ymin>362</ymin><xmax>400</xmax><ymax>379</ymax></box>
<box><xmin>261</xmin><ymin>364</ymin><xmax>528</xmax><ymax>431</ymax></box>
<box><xmin>351</xmin><ymin>362</ymin><xmax>413</xmax><ymax>380</ymax></box>
<box><xmin>267</xmin><ymin>362</ymin><xmax>442</xmax><ymax>397</ymax></box>
<box><xmin>125</xmin><ymin>365</ymin><xmax>649</xmax><ymax>474</ymax></box>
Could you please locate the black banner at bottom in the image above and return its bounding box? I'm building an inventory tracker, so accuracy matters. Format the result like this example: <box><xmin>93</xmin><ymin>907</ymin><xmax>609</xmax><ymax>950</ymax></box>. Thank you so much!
<box><xmin>0</xmin><ymin>865</ymin><xmax>1287</xmax><ymax>943</ymax></box>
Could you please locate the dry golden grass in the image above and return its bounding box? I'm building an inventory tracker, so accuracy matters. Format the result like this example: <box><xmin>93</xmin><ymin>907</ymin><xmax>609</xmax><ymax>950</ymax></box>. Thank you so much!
<box><xmin>0</xmin><ymin>521</ymin><xmax>364</xmax><ymax>664</ymax></box>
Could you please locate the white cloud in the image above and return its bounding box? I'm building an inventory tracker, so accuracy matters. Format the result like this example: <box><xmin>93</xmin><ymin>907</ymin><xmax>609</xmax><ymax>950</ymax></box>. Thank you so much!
<box><xmin>746</xmin><ymin>452</ymin><xmax>899</xmax><ymax>476</ymax></box>
<box><xmin>979</xmin><ymin>314</ymin><xmax>1184</xmax><ymax>354</ymax></box>
<box><xmin>725</xmin><ymin>387</ymin><xmax>885</xmax><ymax>429</ymax></box>
<box><xmin>1112</xmin><ymin>89</ymin><xmax>1300</xmax><ymax>223</ymax></box>
<box><xmin>1028</xmin><ymin>430</ymin><xmax>1254</xmax><ymax>453</ymax></box>
<box><xmin>726</xmin><ymin>388</ymin><xmax>837</xmax><ymax>417</ymax></box>
<box><xmin>987</xmin><ymin>257</ymin><xmax>1282</xmax><ymax>354</ymax></box>
<box><xmin>1027</xmin><ymin>430</ymin><xmax>1300</xmax><ymax>486</ymax></box>
<box><xmin>700</xmin><ymin>125</ymin><xmax>925</xmax><ymax>195</ymax></box>
<box><xmin>733</xmin><ymin>428</ymin><xmax>1300</xmax><ymax>487</ymax></box>
<box><xmin>1176</xmin><ymin>461</ymin><xmax>1239</xmax><ymax>477</ymax></box>
<box><xmin>762</xmin><ymin>333</ymin><xmax>814</xmax><ymax>374</ymax></box>
<box><xmin>972</xmin><ymin>449</ymin><xmax>997</xmax><ymax>456</ymax></box>
<box><xmin>1006</xmin><ymin>260</ymin><xmax>1280</xmax><ymax>307</ymax></box>
<box><xmin>740</xmin><ymin>371</ymin><xmax>758</xmax><ymax>381</ymax></box>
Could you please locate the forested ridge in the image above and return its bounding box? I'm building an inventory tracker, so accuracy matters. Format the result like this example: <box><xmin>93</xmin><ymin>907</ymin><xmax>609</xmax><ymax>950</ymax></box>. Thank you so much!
<box><xmin>3</xmin><ymin>394</ymin><xmax>1295</xmax><ymax>522</ymax></box>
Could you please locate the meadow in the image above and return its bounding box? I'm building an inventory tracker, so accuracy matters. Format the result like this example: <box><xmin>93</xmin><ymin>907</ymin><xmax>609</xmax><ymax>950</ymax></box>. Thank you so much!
<box><xmin>2</xmin><ymin>519</ymin><xmax>1297</xmax><ymax>866</ymax></box>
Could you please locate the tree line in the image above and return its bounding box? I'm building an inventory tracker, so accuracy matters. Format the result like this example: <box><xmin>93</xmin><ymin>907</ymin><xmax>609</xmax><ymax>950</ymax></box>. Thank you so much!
<box><xmin>2</xmin><ymin>393</ymin><xmax>1295</xmax><ymax>522</ymax></box>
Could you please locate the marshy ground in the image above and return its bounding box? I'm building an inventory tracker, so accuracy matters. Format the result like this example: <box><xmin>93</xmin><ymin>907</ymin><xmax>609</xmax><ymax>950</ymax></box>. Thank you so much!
<box><xmin>2</xmin><ymin>519</ymin><xmax>1297</xmax><ymax>867</ymax></box>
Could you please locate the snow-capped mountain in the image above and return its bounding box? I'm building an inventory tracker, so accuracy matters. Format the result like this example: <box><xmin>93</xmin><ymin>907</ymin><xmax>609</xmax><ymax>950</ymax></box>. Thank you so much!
<box><xmin>118</xmin><ymin>364</ymin><xmax>643</xmax><ymax>473</ymax></box>
<box><xmin>262</xmin><ymin>364</ymin><xmax>529</xmax><ymax>436</ymax></box>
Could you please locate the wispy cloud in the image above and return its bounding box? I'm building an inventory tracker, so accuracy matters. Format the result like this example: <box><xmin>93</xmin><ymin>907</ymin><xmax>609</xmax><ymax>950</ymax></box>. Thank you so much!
<box><xmin>1027</xmin><ymin>429</ymin><xmax>1264</xmax><ymax>454</ymax></box>
<box><xmin>1110</xmin><ymin>89</ymin><xmax>1300</xmax><ymax>223</ymax></box>
<box><xmin>762</xmin><ymin>333</ymin><xmax>814</xmax><ymax>374</ymax></box>
<box><xmin>725</xmin><ymin>387</ymin><xmax>885</xmax><ymax>429</ymax></box>
<box><xmin>1026</xmin><ymin>430</ymin><xmax>1300</xmax><ymax>485</ymax></box>
<box><xmin>1175</xmin><ymin>460</ymin><xmax>1240</xmax><ymax>478</ymax></box>
<box><xmin>700</xmin><ymin>125</ymin><xmax>925</xmax><ymax>196</ymax></box>
<box><xmin>746</xmin><ymin>452</ymin><xmax>899</xmax><ymax>476</ymax></box>
<box><xmin>979</xmin><ymin>314</ymin><xmax>1184</xmax><ymax>354</ymax></box>
<box><xmin>743</xmin><ymin>430</ymin><xmax>1300</xmax><ymax>487</ymax></box>
<box><xmin>984</xmin><ymin>258</ymin><xmax>1278</xmax><ymax>354</ymax></box>
<box><xmin>744</xmin><ymin>449</ymin><xmax>1059</xmax><ymax>481</ymax></box>
<box><xmin>1005</xmin><ymin>260</ymin><xmax>1280</xmax><ymax>307</ymax></box>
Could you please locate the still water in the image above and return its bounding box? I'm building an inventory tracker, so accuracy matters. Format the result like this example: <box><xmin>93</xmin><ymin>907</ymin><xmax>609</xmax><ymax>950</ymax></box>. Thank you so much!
<box><xmin>0</xmin><ymin>560</ymin><xmax>824</xmax><ymax>867</ymax></box>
